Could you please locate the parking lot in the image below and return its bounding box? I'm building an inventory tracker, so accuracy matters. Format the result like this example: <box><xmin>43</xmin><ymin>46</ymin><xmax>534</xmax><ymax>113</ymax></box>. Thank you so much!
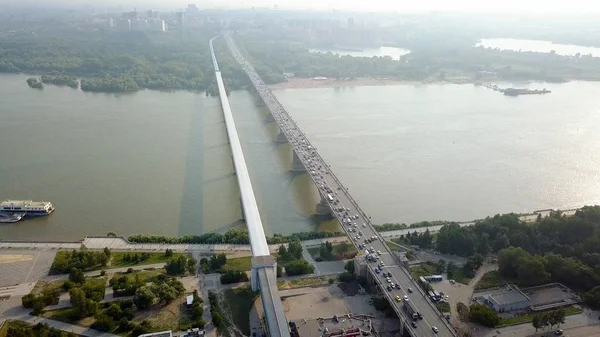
<box><xmin>279</xmin><ymin>285</ymin><xmax>401</xmax><ymax>336</ymax></box>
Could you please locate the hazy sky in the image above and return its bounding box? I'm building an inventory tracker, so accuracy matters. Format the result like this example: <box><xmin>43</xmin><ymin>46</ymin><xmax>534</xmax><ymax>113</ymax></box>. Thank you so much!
<box><xmin>3</xmin><ymin>0</ymin><xmax>595</xmax><ymax>13</ymax></box>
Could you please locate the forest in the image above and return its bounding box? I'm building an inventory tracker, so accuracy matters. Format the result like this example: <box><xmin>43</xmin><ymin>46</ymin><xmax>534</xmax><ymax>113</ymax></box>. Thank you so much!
<box><xmin>234</xmin><ymin>29</ymin><xmax>600</xmax><ymax>83</ymax></box>
<box><xmin>426</xmin><ymin>206</ymin><xmax>600</xmax><ymax>306</ymax></box>
<box><xmin>0</xmin><ymin>29</ymin><xmax>249</xmax><ymax>94</ymax></box>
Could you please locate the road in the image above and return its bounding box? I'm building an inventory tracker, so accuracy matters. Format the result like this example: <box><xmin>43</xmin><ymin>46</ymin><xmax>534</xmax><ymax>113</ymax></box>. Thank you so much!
<box><xmin>223</xmin><ymin>33</ymin><xmax>457</xmax><ymax>337</ymax></box>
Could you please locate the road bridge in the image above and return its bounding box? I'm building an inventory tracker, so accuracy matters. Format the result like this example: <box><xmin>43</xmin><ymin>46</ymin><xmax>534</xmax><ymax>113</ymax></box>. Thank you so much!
<box><xmin>222</xmin><ymin>33</ymin><xmax>459</xmax><ymax>337</ymax></box>
<box><xmin>209</xmin><ymin>36</ymin><xmax>290</xmax><ymax>337</ymax></box>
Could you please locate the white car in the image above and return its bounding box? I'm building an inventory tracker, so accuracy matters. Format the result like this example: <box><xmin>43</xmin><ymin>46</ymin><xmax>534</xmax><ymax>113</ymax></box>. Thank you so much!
<box><xmin>403</xmin><ymin>295</ymin><xmax>409</xmax><ymax>301</ymax></box>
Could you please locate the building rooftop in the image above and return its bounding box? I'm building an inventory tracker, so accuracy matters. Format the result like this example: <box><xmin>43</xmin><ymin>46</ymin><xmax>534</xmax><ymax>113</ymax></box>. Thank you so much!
<box><xmin>487</xmin><ymin>285</ymin><xmax>530</xmax><ymax>305</ymax></box>
<box><xmin>293</xmin><ymin>315</ymin><xmax>372</xmax><ymax>337</ymax></box>
<box><xmin>186</xmin><ymin>294</ymin><xmax>194</xmax><ymax>306</ymax></box>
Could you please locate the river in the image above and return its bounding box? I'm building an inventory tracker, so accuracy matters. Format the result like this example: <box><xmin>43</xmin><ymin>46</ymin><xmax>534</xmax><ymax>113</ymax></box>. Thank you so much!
<box><xmin>309</xmin><ymin>46</ymin><xmax>410</xmax><ymax>59</ymax></box>
<box><xmin>1</xmin><ymin>74</ymin><xmax>600</xmax><ymax>240</ymax></box>
<box><xmin>477</xmin><ymin>38</ymin><xmax>600</xmax><ymax>57</ymax></box>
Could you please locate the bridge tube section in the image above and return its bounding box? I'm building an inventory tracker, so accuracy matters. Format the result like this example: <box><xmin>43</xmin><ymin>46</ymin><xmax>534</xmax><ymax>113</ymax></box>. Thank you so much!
<box><xmin>209</xmin><ymin>36</ymin><xmax>270</xmax><ymax>259</ymax></box>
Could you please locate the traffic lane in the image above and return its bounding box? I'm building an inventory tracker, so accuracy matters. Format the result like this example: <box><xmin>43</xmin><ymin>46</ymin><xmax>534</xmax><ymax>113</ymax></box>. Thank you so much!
<box><xmin>240</xmin><ymin>59</ymin><xmax>454</xmax><ymax>336</ymax></box>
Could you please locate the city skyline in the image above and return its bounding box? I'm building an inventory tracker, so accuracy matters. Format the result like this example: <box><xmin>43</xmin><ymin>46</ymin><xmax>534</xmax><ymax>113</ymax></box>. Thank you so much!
<box><xmin>1</xmin><ymin>0</ymin><xmax>599</xmax><ymax>14</ymax></box>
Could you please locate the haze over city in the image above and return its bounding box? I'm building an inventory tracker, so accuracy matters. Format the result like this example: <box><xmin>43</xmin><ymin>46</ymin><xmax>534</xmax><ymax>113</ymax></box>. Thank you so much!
<box><xmin>2</xmin><ymin>0</ymin><xmax>599</xmax><ymax>13</ymax></box>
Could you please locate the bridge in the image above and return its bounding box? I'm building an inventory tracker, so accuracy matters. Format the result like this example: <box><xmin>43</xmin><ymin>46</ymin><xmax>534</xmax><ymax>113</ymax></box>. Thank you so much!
<box><xmin>221</xmin><ymin>33</ymin><xmax>460</xmax><ymax>337</ymax></box>
<box><xmin>209</xmin><ymin>36</ymin><xmax>290</xmax><ymax>337</ymax></box>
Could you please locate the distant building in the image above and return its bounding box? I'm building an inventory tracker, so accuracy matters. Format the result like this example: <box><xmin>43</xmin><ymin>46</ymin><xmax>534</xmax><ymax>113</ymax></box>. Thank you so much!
<box><xmin>108</xmin><ymin>17</ymin><xmax>115</xmax><ymax>28</ymax></box>
<box><xmin>481</xmin><ymin>285</ymin><xmax>531</xmax><ymax>313</ymax></box>
<box><xmin>347</xmin><ymin>17</ymin><xmax>354</xmax><ymax>28</ymax></box>
<box><xmin>147</xmin><ymin>10</ymin><xmax>159</xmax><ymax>19</ymax></box>
<box><xmin>176</xmin><ymin>11</ymin><xmax>186</xmax><ymax>28</ymax></box>
<box><xmin>186</xmin><ymin>4</ymin><xmax>199</xmax><ymax>14</ymax></box>
<box><xmin>116</xmin><ymin>18</ymin><xmax>131</xmax><ymax>31</ymax></box>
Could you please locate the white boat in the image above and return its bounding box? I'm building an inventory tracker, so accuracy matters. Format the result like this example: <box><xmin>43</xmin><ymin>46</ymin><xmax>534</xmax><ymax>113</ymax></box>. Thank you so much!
<box><xmin>0</xmin><ymin>200</ymin><xmax>55</xmax><ymax>216</ymax></box>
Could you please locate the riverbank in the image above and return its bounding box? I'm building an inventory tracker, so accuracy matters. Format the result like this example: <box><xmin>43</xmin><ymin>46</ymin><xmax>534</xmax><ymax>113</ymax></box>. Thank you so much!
<box><xmin>269</xmin><ymin>76</ymin><xmax>476</xmax><ymax>89</ymax></box>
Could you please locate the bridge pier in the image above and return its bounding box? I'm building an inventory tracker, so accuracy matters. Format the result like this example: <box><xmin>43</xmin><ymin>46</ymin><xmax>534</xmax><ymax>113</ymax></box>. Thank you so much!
<box><xmin>251</xmin><ymin>255</ymin><xmax>277</xmax><ymax>291</ymax></box>
<box><xmin>291</xmin><ymin>150</ymin><xmax>305</xmax><ymax>172</ymax></box>
<box><xmin>315</xmin><ymin>198</ymin><xmax>331</xmax><ymax>216</ymax></box>
<box><xmin>275</xmin><ymin>130</ymin><xmax>287</xmax><ymax>143</ymax></box>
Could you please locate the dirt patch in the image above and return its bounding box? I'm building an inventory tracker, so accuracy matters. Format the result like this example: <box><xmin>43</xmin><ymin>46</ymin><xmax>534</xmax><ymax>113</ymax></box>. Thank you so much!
<box><xmin>338</xmin><ymin>282</ymin><xmax>361</xmax><ymax>296</ymax></box>
<box><xmin>0</xmin><ymin>255</ymin><xmax>33</xmax><ymax>264</ymax></box>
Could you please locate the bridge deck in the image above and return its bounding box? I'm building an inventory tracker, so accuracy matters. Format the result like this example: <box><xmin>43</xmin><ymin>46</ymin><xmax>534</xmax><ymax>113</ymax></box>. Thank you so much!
<box><xmin>210</xmin><ymin>36</ymin><xmax>290</xmax><ymax>337</ymax></box>
<box><xmin>224</xmin><ymin>33</ymin><xmax>458</xmax><ymax>337</ymax></box>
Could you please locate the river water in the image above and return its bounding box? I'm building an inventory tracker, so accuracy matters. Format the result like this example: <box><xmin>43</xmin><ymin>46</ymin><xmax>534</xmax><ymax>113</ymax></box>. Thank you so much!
<box><xmin>309</xmin><ymin>46</ymin><xmax>410</xmax><ymax>59</ymax></box>
<box><xmin>1</xmin><ymin>74</ymin><xmax>600</xmax><ymax>240</ymax></box>
<box><xmin>477</xmin><ymin>38</ymin><xmax>600</xmax><ymax>57</ymax></box>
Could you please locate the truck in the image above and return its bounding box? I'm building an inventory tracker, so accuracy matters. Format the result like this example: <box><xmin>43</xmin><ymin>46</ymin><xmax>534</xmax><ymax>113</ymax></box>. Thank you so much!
<box><xmin>403</xmin><ymin>299</ymin><xmax>419</xmax><ymax>320</ymax></box>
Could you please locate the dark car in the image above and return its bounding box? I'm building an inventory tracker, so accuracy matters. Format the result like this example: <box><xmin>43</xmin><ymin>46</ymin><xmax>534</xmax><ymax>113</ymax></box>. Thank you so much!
<box><xmin>411</xmin><ymin>321</ymin><xmax>417</xmax><ymax>328</ymax></box>
<box><xmin>386</xmin><ymin>285</ymin><xmax>392</xmax><ymax>291</ymax></box>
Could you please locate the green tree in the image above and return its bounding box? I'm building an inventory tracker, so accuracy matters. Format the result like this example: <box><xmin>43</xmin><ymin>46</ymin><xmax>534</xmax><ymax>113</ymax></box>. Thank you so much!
<box><xmin>345</xmin><ymin>260</ymin><xmax>355</xmax><ymax>274</ymax></box>
<box><xmin>469</xmin><ymin>303</ymin><xmax>500</xmax><ymax>327</ymax></box>
<box><xmin>133</xmin><ymin>286</ymin><xmax>155</xmax><ymax>310</ymax></box>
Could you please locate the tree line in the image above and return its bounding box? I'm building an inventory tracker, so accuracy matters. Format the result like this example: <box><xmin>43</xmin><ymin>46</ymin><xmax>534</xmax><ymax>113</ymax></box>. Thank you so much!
<box><xmin>236</xmin><ymin>29</ymin><xmax>600</xmax><ymax>83</ymax></box>
<box><xmin>128</xmin><ymin>227</ymin><xmax>344</xmax><ymax>245</ymax></box>
<box><xmin>1</xmin><ymin>29</ymin><xmax>249</xmax><ymax>94</ymax></box>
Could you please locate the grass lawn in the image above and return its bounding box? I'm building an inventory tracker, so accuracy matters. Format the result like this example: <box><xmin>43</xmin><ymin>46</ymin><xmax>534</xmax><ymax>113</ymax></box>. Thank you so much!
<box><xmin>43</xmin><ymin>307</ymin><xmax>96</xmax><ymax>327</ymax></box>
<box><xmin>277</xmin><ymin>276</ymin><xmax>330</xmax><ymax>290</ymax></box>
<box><xmin>475</xmin><ymin>271</ymin><xmax>508</xmax><ymax>290</ymax></box>
<box><xmin>0</xmin><ymin>320</ymin><xmax>11</xmax><ymax>337</ymax></box>
<box><xmin>133</xmin><ymin>295</ymin><xmax>186</xmax><ymax>332</ymax></box>
<box><xmin>113</xmin><ymin>268</ymin><xmax>166</xmax><ymax>283</ymax></box>
<box><xmin>499</xmin><ymin>305</ymin><xmax>583</xmax><ymax>326</ymax></box>
<box><xmin>449</xmin><ymin>268</ymin><xmax>472</xmax><ymax>285</ymax></box>
<box><xmin>223</xmin><ymin>287</ymin><xmax>259</xmax><ymax>335</ymax></box>
<box><xmin>410</xmin><ymin>263</ymin><xmax>438</xmax><ymax>279</ymax></box>
<box><xmin>110</xmin><ymin>252</ymin><xmax>187</xmax><ymax>268</ymax></box>
<box><xmin>307</xmin><ymin>242</ymin><xmax>357</xmax><ymax>261</ymax></box>
<box><xmin>31</xmin><ymin>280</ymin><xmax>66</xmax><ymax>295</ymax></box>
<box><xmin>221</xmin><ymin>256</ymin><xmax>252</xmax><ymax>272</ymax></box>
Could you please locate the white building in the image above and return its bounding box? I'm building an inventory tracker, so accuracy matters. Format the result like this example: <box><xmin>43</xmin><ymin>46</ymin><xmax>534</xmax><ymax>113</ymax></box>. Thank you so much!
<box><xmin>482</xmin><ymin>285</ymin><xmax>531</xmax><ymax>313</ymax></box>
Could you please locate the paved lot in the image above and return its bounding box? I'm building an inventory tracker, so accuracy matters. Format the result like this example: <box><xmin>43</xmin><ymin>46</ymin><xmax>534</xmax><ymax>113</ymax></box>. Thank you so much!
<box><xmin>277</xmin><ymin>285</ymin><xmax>400</xmax><ymax>336</ymax></box>
<box><xmin>0</xmin><ymin>250</ymin><xmax>55</xmax><ymax>288</ymax></box>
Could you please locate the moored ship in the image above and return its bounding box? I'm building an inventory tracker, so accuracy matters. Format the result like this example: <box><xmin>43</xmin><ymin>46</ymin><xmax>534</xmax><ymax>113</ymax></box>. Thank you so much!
<box><xmin>0</xmin><ymin>200</ymin><xmax>55</xmax><ymax>216</ymax></box>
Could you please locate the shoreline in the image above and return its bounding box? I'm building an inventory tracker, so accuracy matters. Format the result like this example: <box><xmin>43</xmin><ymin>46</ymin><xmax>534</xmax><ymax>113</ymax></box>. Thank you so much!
<box><xmin>269</xmin><ymin>77</ymin><xmax>475</xmax><ymax>90</ymax></box>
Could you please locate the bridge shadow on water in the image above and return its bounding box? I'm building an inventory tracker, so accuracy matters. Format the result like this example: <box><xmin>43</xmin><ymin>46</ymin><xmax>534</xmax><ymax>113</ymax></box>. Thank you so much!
<box><xmin>178</xmin><ymin>97</ymin><xmax>206</xmax><ymax>236</ymax></box>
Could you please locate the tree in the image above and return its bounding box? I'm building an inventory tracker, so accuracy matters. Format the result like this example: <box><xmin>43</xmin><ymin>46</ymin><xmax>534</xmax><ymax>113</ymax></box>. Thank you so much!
<box><xmin>92</xmin><ymin>314</ymin><xmax>115</xmax><ymax>332</ymax></box>
<box><xmin>278</xmin><ymin>244</ymin><xmax>289</xmax><ymax>261</ymax></box>
<box><xmin>469</xmin><ymin>303</ymin><xmax>500</xmax><ymax>327</ymax></box>
<box><xmin>69</xmin><ymin>268</ymin><xmax>85</xmax><ymax>284</ymax></box>
<box><xmin>186</xmin><ymin>258</ymin><xmax>197</xmax><ymax>274</ymax></box>
<box><xmin>516</xmin><ymin>255</ymin><xmax>549</xmax><ymax>286</ymax></box>
<box><xmin>584</xmin><ymin>285</ymin><xmax>600</xmax><ymax>309</ymax></box>
<box><xmin>166</xmin><ymin>255</ymin><xmax>187</xmax><ymax>275</ymax></box>
<box><xmin>284</xmin><ymin>259</ymin><xmax>314</xmax><ymax>276</ymax></box>
<box><xmin>165</xmin><ymin>248</ymin><xmax>174</xmax><ymax>257</ymax></box>
<box><xmin>69</xmin><ymin>288</ymin><xmax>87</xmax><ymax>315</ymax></box>
<box><xmin>344</xmin><ymin>260</ymin><xmax>355</xmax><ymax>275</ymax></box>
<box><xmin>497</xmin><ymin>247</ymin><xmax>530</xmax><ymax>278</ymax></box>
<box><xmin>134</xmin><ymin>286</ymin><xmax>155</xmax><ymax>309</ymax></box>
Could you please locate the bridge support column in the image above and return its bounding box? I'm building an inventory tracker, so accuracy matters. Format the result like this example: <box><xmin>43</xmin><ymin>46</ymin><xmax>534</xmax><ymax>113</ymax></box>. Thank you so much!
<box><xmin>276</xmin><ymin>130</ymin><xmax>287</xmax><ymax>143</ymax></box>
<box><xmin>315</xmin><ymin>198</ymin><xmax>331</xmax><ymax>216</ymax></box>
<box><xmin>251</xmin><ymin>255</ymin><xmax>277</xmax><ymax>291</ymax></box>
<box><xmin>291</xmin><ymin>150</ymin><xmax>305</xmax><ymax>172</ymax></box>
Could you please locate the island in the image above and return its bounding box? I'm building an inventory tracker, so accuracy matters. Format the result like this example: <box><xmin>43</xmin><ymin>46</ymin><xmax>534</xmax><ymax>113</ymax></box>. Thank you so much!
<box><xmin>26</xmin><ymin>77</ymin><xmax>43</xmax><ymax>89</ymax></box>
